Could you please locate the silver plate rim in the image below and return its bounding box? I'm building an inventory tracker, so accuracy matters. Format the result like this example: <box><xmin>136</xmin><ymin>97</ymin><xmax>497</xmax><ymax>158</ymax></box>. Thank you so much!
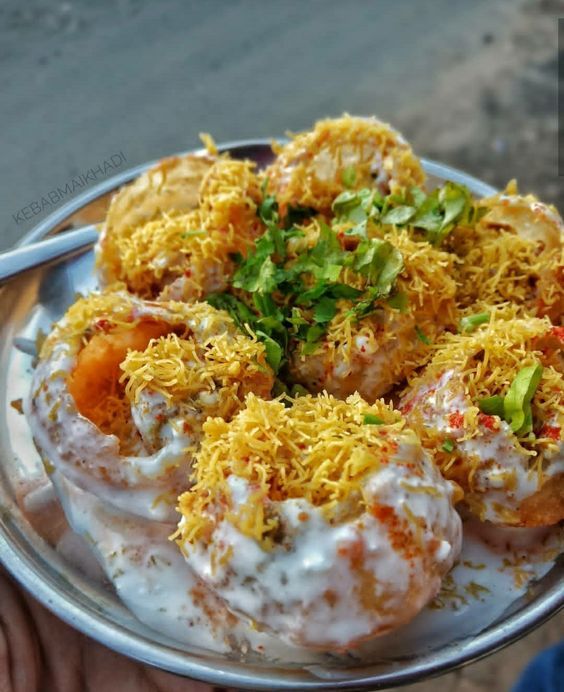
<box><xmin>1</xmin><ymin>140</ymin><xmax>562</xmax><ymax>690</ymax></box>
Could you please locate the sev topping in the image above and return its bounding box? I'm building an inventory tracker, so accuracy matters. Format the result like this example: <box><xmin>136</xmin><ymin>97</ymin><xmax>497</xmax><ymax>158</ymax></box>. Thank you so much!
<box><xmin>176</xmin><ymin>392</ymin><xmax>406</xmax><ymax>550</ymax></box>
<box><xmin>99</xmin><ymin>157</ymin><xmax>263</xmax><ymax>299</ymax></box>
<box><xmin>120</xmin><ymin>331</ymin><xmax>273</xmax><ymax>409</ymax></box>
<box><xmin>450</xmin><ymin>187</ymin><xmax>564</xmax><ymax>319</ymax></box>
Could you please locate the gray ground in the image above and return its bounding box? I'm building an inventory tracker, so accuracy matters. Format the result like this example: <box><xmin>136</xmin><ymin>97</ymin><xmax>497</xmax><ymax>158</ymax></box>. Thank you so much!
<box><xmin>1</xmin><ymin>0</ymin><xmax>562</xmax><ymax>689</ymax></box>
<box><xmin>2</xmin><ymin>0</ymin><xmax>562</xmax><ymax>247</ymax></box>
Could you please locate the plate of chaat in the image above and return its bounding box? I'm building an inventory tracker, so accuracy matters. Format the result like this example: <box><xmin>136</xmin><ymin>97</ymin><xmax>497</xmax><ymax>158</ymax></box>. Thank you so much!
<box><xmin>0</xmin><ymin>115</ymin><xmax>562</xmax><ymax>690</ymax></box>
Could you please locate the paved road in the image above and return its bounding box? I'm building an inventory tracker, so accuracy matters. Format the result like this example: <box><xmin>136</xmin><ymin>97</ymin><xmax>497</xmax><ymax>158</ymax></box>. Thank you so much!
<box><xmin>1</xmin><ymin>0</ymin><xmax>519</xmax><ymax>248</ymax></box>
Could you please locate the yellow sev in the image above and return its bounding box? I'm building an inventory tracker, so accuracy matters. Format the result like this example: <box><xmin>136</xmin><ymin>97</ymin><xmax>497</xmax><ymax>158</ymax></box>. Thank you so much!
<box><xmin>265</xmin><ymin>115</ymin><xmax>425</xmax><ymax>214</ymax></box>
<box><xmin>101</xmin><ymin>157</ymin><xmax>263</xmax><ymax>299</ymax></box>
<box><xmin>451</xmin><ymin>224</ymin><xmax>563</xmax><ymax>317</ymax></box>
<box><xmin>450</xmin><ymin>183</ymin><xmax>563</xmax><ymax>320</ymax></box>
<box><xmin>176</xmin><ymin>392</ymin><xmax>406</xmax><ymax>550</ymax></box>
<box><xmin>119</xmin><ymin>330</ymin><xmax>273</xmax><ymax>412</ymax></box>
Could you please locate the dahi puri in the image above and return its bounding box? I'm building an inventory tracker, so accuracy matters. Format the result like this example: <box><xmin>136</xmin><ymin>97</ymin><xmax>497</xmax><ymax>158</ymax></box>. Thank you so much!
<box><xmin>27</xmin><ymin>290</ymin><xmax>273</xmax><ymax>521</ymax></box>
<box><xmin>96</xmin><ymin>154</ymin><xmax>263</xmax><ymax>301</ymax></box>
<box><xmin>451</xmin><ymin>185</ymin><xmax>564</xmax><ymax>322</ymax></box>
<box><xmin>400</xmin><ymin>315</ymin><xmax>564</xmax><ymax>526</ymax></box>
<box><xmin>287</xmin><ymin>223</ymin><xmax>458</xmax><ymax>400</ymax></box>
<box><xmin>264</xmin><ymin>115</ymin><xmax>425</xmax><ymax>215</ymax></box>
<box><xmin>176</xmin><ymin>393</ymin><xmax>462</xmax><ymax>650</ymax></box>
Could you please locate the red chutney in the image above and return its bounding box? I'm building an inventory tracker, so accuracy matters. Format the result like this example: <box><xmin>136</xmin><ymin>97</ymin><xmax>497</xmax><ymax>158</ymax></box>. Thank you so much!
<box><xmin>540</xmin><ymin>424</ymin><xmax>561</xmax><ymax>441</ymax></box>
<box><xmin>478</xmin><ymin>413</ymin><xmax>498</xmax><ymax>431</ymax></box>
<box><xmin>448</xmin><ymin>411</ymin><xmax>464</xmax><ymax>429</ymax></box>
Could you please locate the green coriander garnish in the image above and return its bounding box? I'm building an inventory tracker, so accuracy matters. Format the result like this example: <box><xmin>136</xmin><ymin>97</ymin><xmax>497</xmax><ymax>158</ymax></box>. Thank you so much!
<box><xmin>459</xmin><ymin>312</ymin><xmax>491</xmax><ymax>333</ymax></box>
<box><xmin>415</xmin><ymin>325</ymin><xmax>431</xmax><ymax>345</ymax></box>
<box><xmin>331</xmin><ymin>181</ymin><xmax>476</xmax><ymax>245</ymax></box>
<box><xmin>363</xmin><ymin>413</ymin><xmax>385</xmax><ymax>425</ymax></box>
<box><xmin>341</xmin><ymin>165</ymin><xmax>357</xmax><ymax>188</ymax></box>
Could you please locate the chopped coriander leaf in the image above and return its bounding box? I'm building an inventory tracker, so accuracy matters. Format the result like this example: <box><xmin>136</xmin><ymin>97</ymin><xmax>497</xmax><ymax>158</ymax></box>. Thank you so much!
<box><xmin>410</xmin><ymin>186</ymin><xmax>427</xmax><ymax>207</ymax></box>
<box><xmin>459</xmin><ymin>312</ymin><xmax>491</xmax><ymax>333</ymax></box>
<box><xmin>255</xmin><ymin>256</ymin><xmax>278</xmax><ymax>293</ymax></box>
<box><xmin>298</xmin><ymin>281</ymin><xmax>331</xmax><ymax>305</ymax></box>
<box><xmin>232</xmin><ymin>233</ymin><xmax>275</xmax><ymax>292</ymax></box>
<box><xmin>328</xmin><ymin>283</ymin><xmax>364</xmax><ymax>300</ymax></box>
<box><xmin>252</xmin><ymin>292</ymin><xmax>282</xmax><ymax>320</ymax></box>
<box><xmin>411</xmin><ymin>196</ymin><xmax>443</xmax><ymax>233</ymax></box>
<box><xmin>256</xmin><ymin>330</ymin><xmax>284</xmax><ymax>373</ymax></box>
<box><xmin>305</xmin><ymin>323</ymin><xmax>326</xmax><ymax>343</ymax></box>
<box><xmin>332</xmin><ymin>188</ymin><xmax>380</xmax><ymax>223</ymax></box>
<box><xmin>343</xmin><ymin>220</ymin><xmax>368</xmax><ymax>238</ymax></box>
<box><xmin>207</xmin><ymin>293</ymin><xmax>286</xmax><ymax>374</ymax></box>
<box><xmin>287</xmin><ymin>307</ymin><xmax>309</xmax><ymax>337</ymax></box>
<box><xmin>221</xmin><ymin>198</ymin><xmax>409</xmax><ymax>370</ymax></box>
<box><xmin>309</xmin><ymin>223</ymin><xmax>346</xmax><ymax>267</ymax></box>
<box><xmin>257</xmin><ymin>315</ymin><xmax>287</xmax><ymax>340</ymax></box>
<box><xmin>290</xmin><ymin>384</ymin><xmax>310</xmax><ymax>398</ymax></box>
<box><xmin>439</xmin><ymin>183</ymin><xmax>469</xmax><ymax>227</ymax></box>
<box><xmin>381</xmin><ymin>205</ymin><xmax>416</xmax><ymax>226</ymax></box>
<box><xmin>341</xmin><ymin>165</ymin><xmax>357</xmax><ymax>188</ymax></box>
<box><xmin>348</xmin><ymin>287</ymin><xmax>385</xmax><ymax>320</ymax></box>
<box><xmin>441</xmin><ymin>439</ymin><xmax>455</xmax><ymax>453</ymax></box>
<box><xmin>320</xmin><ymin>263</ymin><xmax>342</xmax><ymax>283</ymax></box>
<box><xmin>387</xmin><ymin>290</ymin><xmax>409</xmax><ymax>312</ymax></box>
<box><xmin>332</xmin><ymin>190</ymin><xmax>364</xmax><ymax>216</ymax></box>
<box><xmin>352</xmin><ymin>239</ymin><xmax>404</xmax><ymax>293</ymax></box>
<box><xmin>206</xmin><ymin>293</ymin><xmax>257</xmax><ymax>331</ymax></box>
<box><xmin>268</xmin><ymin>224</ymin><xmax>287</xmax><ymax>259</ymax></box>
<box><xmin>406</xmin><ymin>182</ymin><xmax>474</xmax><ymax>244</ymax></box>
<box><xmin>503</xmin><ymin>363</ymin><xmax>543</xmax><ymax>435</ymax></box>
<box><xmin>258</xmin><ymin>194</ymin><xmax>279</xmax><ymax>224</ymax></box>
<box><xmin>331</xmin><ymin>181</ymin><xmax>474</xmax><ymax>245</ymax></box>
<box><xmin>301</xmin><ymin>342</ymin><xmax>320</xmax><ymax>355</ymax></box>
<box><xmin>301</xmin><ymin>324</ymin><xmax>326</xmax><ymax>355</ymax></box>
<box><xmin>478</xmin><ymin>395</ymin><xmax>505</xmax><ymax>418</ymax></box>
<box><xmin>426</xmin><ymin>182</ymin><xmax>473</xmax><ymax>245</ymax></box>
<box><xmin>415</xmin><ymin>325</ymin><xmax>431</xmax><ymax>345</ymax></box>
<box><xmin>313</xmin><ymin>296</ymin><xmax>338</xmax><ymax>324</ymax></box>
<box><xmin>363</xmin><ymin>413</ymin><xmax>385</xmax><ymax>425</ymax></box>
<box><xmin>284</xmin><ymin>204</ymin><xmax>316</xmax><ymax>229</ymax></box>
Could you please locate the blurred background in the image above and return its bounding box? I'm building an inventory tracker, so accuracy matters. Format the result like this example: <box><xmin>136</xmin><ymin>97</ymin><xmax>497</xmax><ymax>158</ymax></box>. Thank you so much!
<box><xmin>1</xmin><ymin>0</ymin><xmax>562</xmax><ymax>689</ymax></box>
<box><xmin>2</xmin><ymin>0</ymin><xmax>563</xmax><ymax>248</ymax></box>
